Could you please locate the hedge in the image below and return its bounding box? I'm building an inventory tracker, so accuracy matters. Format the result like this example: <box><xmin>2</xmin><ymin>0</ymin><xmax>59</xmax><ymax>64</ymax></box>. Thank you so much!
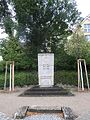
<box><xmin>0</xmin><ymin>71</ymin><xmax>38</xmax><ymax>89</ymax></box>
<box><xmin>0</xmin><ymin>70</ymin><xmax>90</xmax><ymax>89</ymax></box>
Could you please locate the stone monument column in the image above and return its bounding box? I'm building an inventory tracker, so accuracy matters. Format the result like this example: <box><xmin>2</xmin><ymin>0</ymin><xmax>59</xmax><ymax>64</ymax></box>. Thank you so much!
<box><xmin>38</xmin><ymin>53</ymin><xmax>54</xmax><ymax>87</ymax></box>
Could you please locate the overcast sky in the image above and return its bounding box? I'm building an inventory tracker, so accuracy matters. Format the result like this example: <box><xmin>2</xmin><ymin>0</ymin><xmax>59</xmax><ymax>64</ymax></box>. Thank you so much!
<box><xmin>76</xmin><ymin>0</ymin><xmax>90</xmax><ymax>17</ymax></box>
<box><xmin>0</xmin><ymin>0</ymin><xmax>90</xmax><ymax>39</ymax></box>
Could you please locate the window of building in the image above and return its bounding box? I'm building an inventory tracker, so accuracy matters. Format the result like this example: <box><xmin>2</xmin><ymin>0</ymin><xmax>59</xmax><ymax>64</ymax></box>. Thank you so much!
<box><xmin>84</xmin><ymin>24</ymin><xmax>90</xmax><ymax>32</ymax></box>
<box><xmin>85</xmin><ymin>35</ymin><xmax>90</xmax><ymax>41</ymax></box>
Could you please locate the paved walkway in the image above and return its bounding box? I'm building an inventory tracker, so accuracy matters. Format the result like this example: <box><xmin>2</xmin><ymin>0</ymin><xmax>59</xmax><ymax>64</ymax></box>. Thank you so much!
<box><xmin>0</xmin><ymin>87</ymin><xmax>90</xmax><ymax>118</ymax></box>
<box><xmin>76</xmin><ymin>111</ymin><xmax>90</xmax><ymax>120</ymax></box>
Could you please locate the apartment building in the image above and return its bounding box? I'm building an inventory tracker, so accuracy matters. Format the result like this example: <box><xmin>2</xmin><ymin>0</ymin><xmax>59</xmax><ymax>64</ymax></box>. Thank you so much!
<box><xmin>81</xmin><ymin>14</ymin><xmax>90</xmax><ymax>41</ymax></box>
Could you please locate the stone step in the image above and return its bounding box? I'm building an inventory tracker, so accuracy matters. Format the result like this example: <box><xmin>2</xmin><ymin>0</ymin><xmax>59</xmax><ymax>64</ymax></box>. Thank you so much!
<box><xmin>13</xmin><ymin>106</ymin><xmax>77</xmax><ymax>120</ymax></box>
<box><xmin>19</xmin><ymin>86</ymin><xmax>74</xmax><ymax>96</ymax></box>
<box><xmin>24</xmin><ymin>90</ymin><xmax>69</xmax><ymax>94</ymax></box>
<box><xmin>27</xmin><ymin>86</ymin><xmax>64</xmax><ymax>91</ymax></box>
<box><xmin>23</xmin><ymin>92</ymin><xmax>70</xmax><ymax>96</ymax></box>
<box><xmin>61</xmin><ymin>107</ymin><xmax>77</xmax><ymax>120</ymax></box>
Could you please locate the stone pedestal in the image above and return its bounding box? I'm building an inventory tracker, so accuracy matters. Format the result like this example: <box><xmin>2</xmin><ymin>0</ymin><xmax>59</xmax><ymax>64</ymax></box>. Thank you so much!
<box><xmin>38</xmin><ymin>53</ymin><xmax>54</xmax><ymax>87</ymax></box>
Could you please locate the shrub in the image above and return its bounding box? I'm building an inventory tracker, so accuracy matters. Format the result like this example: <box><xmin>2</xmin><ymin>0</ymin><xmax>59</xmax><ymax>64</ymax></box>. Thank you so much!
<box><xmin>0</xmin><ymin>70</ymin><xmax>89</xmax><ymax>89</ymax></box>
<box><xmin>0</xmin><ymin>71</ymin><xmax>38</xmax><ymax>89</ymax></box>
<box><xmin>54</xmin><ymin>71</ymin><xmax>77</xmax><ymax>86</ymax></box>
<box><xmin>14</xmin><ymin>71</ymin><xmax>38</xmax><ymax>87</ymax></box>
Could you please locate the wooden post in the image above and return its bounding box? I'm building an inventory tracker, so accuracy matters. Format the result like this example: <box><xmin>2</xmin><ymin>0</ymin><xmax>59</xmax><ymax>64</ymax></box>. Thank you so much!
<box><xmin>79</xmin><ymin>61</ymin><xmax>84</xmax><ymax>91</ymax></box>
<box><xmin>4</xmin><ymin>61</ymin><xmax>15</xmax><ymax>91</ymax></box>
<box><xmin>77</xmin><ymin>59</ymin><xmax>89</xmax><ymax>91</ymax></box>
<box><xmin>9</xmin><ymin>64</ymin><xmax>12</xmax><ymax>91</ymax></box>
<box><xmin>77</xmin><ymin>60</ymin><xmax>80</xmax><ymax>91</ymax></box>
<box><xmin>84</xmin><ymin>60</ymin><xmax>89</xmax><ymax>89</ymax></box>
<box><xmin>4</xmin><ymin>62</ymin><xmax>7</xmax><ymax>90</ymax></box>
<box><xmin>12</xmin><ymin>61</ymin><xmax>14</xmax><ymax>91</ymax></box>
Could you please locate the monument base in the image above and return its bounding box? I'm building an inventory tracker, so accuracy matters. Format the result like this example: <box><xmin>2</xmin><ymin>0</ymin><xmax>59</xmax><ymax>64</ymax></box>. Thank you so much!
<box><xmin>39</xmin><ymin>85</ymin><xmax>53</xmax><ymax>88</ymax></box>
<box><xmin>19</xmin><ymin>85</ymin><xmax>74</xmax><ymax>97</ymax></box>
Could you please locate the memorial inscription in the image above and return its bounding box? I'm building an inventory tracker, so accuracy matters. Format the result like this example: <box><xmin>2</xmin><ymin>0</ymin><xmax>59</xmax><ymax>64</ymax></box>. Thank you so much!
<box><xmin>38</xmin><ymin>53</ymin><xmax>54</xmax><ymax>87</ymax></box>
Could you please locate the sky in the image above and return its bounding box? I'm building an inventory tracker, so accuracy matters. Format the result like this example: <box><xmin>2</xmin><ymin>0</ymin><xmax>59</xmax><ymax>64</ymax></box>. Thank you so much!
<box><xmin>0</xmin><ymin>0</ymin><xmax>90</xmax><ymax>39</ymax></box>
<box><xmin>75</xmin><ymin>0</ymin><xmax>90</xmax><ymax>17</ymax></box>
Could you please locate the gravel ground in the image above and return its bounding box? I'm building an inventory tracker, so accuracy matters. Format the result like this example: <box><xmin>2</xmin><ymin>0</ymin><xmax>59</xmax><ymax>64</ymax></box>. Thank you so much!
<box><xmin>0</xmin><ymin>112</ymin><xmax>13</xmax><ymax>120</ymax></box>
<box><xmin>0</xmin><ymin>87</ymin><xmax>90</xmax><ymax>118</ymax></box>
<box><xmin>76</xmin><ymin>111</ymin><xmax>90</xmax><ymax>120</ymax></box>
<box><xmin>24</xmin><ymin>114</ymin><xmax>64</xmax><ymax>120</ymax></box>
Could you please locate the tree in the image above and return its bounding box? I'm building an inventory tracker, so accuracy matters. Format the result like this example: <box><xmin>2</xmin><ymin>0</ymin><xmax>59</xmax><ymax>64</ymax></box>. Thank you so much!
<box><xmin>65</xmin><ymin>25</ymin><xmax>90</xmax><ymax>59</ymax></box>
<box><xmin>0</xmin><ymin>0</ymin><xmax>17</xmax><ymax>37</ymax></box>
<box><xmin>12</xmin><ymin>0</ymin><xmax>81</xmax><ymax>55</ymax></box>
<box><xmin>54</xmin><ymin>45</ymin><xmax>76</xmax><ymax>70</ymax></box>
<box><xmin>0</xmin><ymin>0</ymin><xmax>82</xmax><ymax>70</ymax></box>
<box><xmin>0</xmin><ymin>0</ymin><xmax>9</xmax><ymax>23</ymax></box>
<box><xmin>1</xmin><ymin>36</ymin><xmax>23</xmax><ymax>63</ymax></box>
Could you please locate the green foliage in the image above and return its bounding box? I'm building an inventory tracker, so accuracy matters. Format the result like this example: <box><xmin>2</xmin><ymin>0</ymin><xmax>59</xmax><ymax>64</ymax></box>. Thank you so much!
<box><xmin>14</xmin><ymin>71</ymin><xmax>38</xmax><ymax>87</ymax></box>
<box><xmin>17</xmin><ymin>57</ymin><xmax>37</xmax><ymax>71</ymax></box>
<box><xmin>0</xmin><ymin>0</ymin><xmax>18</xmax><ymax>38</ymax></box>
<box><xmin>12</xmin><ymin>0</ymin><xmax>81</xmax><ymax>70</ymax></box>
<box><xmin>0</xmin><ymin>71</ymin><xmax>38</xmax><ymax>88</ymax></box>
<box><xmin>1</xmin><ymin>36</ymin><xmax>23</xmax><ymax>63</ymax></box>
<box><xmin>65</xmin><ymin>25</ymin><xmax>90</xmax><ymax>59</ymax></box>
<box><xmin>0</xmin><ymin>61</ymin><xmax>6</xmax><ymax>72</ymax></box>
<box><xmin>12</xmin><ymin>0</ymin><xmax>81</xmax><ymax>54</ymax></box>
<box><xmin>0</xmin><ymin>0</ymin><xmax>10</xmax><ymax>22</ymax></box>
<box><xmin>0</xmin><ymin>73</ymin><xmax>5</xmax><ymax>89</ymax></box>
<box><xmin>0</xmin><ymin>70</ymin><xmax>90</xmax><ymax>89</ymax></box>
<box><xmin>0</xmin><ymin>0</ymin><xmax>82</xmax><ymax>71</ymax></box>
<box><xmin>3</xmin><ymin>17</ymin><xmax>14</xmax><ymax>36</ymax></box>
<box><xmin>54</xmin><ymin>71</ymin><xmax>78</xmax><ymax>86</ymax></box>
<box><xmin>85</xmin><ymin>43</ymin><xmax>90</xmax><ymax>69</ymax></box>
<box><xmin>54</xmin><ymin>46</ymin><xmax>76</xmax><ymax>71</ymax></box>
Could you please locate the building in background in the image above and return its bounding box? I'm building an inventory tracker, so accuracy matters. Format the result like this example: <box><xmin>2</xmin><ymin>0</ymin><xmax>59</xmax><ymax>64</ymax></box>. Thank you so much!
<box><xmin>81</xmin><ymin>14</ymin><xmax>90</xmax><ymax>41</ymax></box>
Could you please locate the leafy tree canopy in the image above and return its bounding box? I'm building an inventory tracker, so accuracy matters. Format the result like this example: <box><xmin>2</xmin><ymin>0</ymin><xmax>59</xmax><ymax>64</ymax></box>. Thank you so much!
<box><xmin>12</xmin><ymin>0</ymin><xmax>81</xmax><ymax>55</ymax></box>
<box><xmin>0</xmin><ymin>0</ymin><xmax>9</xmax><ymax>23</ymax></box>
<box><xmin>0</xmin><ymin>0</ymin><xmax>82</xmax><ymax>70</ymax></box>
<box><xmin>1</xmin><ymin>36</ymin><xmax>23</xmax><ymax>62</ymax></box>
<box><xmin>65</xmin><ymin>25</ymin><xmax>90</xmax><ymax>59</ymax></box>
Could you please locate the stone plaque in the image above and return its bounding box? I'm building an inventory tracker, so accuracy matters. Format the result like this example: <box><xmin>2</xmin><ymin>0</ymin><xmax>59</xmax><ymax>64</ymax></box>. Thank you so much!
<box><xmin>38</xmin><ymin>53</ymin><xmax>54</xmax><ymax>87</ymax></box>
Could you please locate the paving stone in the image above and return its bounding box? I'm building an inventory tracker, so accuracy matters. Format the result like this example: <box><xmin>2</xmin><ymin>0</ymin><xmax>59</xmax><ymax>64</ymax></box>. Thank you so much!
<box><xmin>76</xmin><ymin>111</ymin><xmax>90</xmax><ymax>120</ymax></box>
<box><xmin>29</xmin><ymin>106</ymin><xmax>61</xmax><ymax>111</ymax></box>
<box><xmin>61</xmin><ymin>107</ymin><xmax>77</xmax><ymax>120</ymax></box>
<box><xmin>13</xmin><ymin>106</ymin><xmax>29</xmax><ymax>119</ymax></box>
